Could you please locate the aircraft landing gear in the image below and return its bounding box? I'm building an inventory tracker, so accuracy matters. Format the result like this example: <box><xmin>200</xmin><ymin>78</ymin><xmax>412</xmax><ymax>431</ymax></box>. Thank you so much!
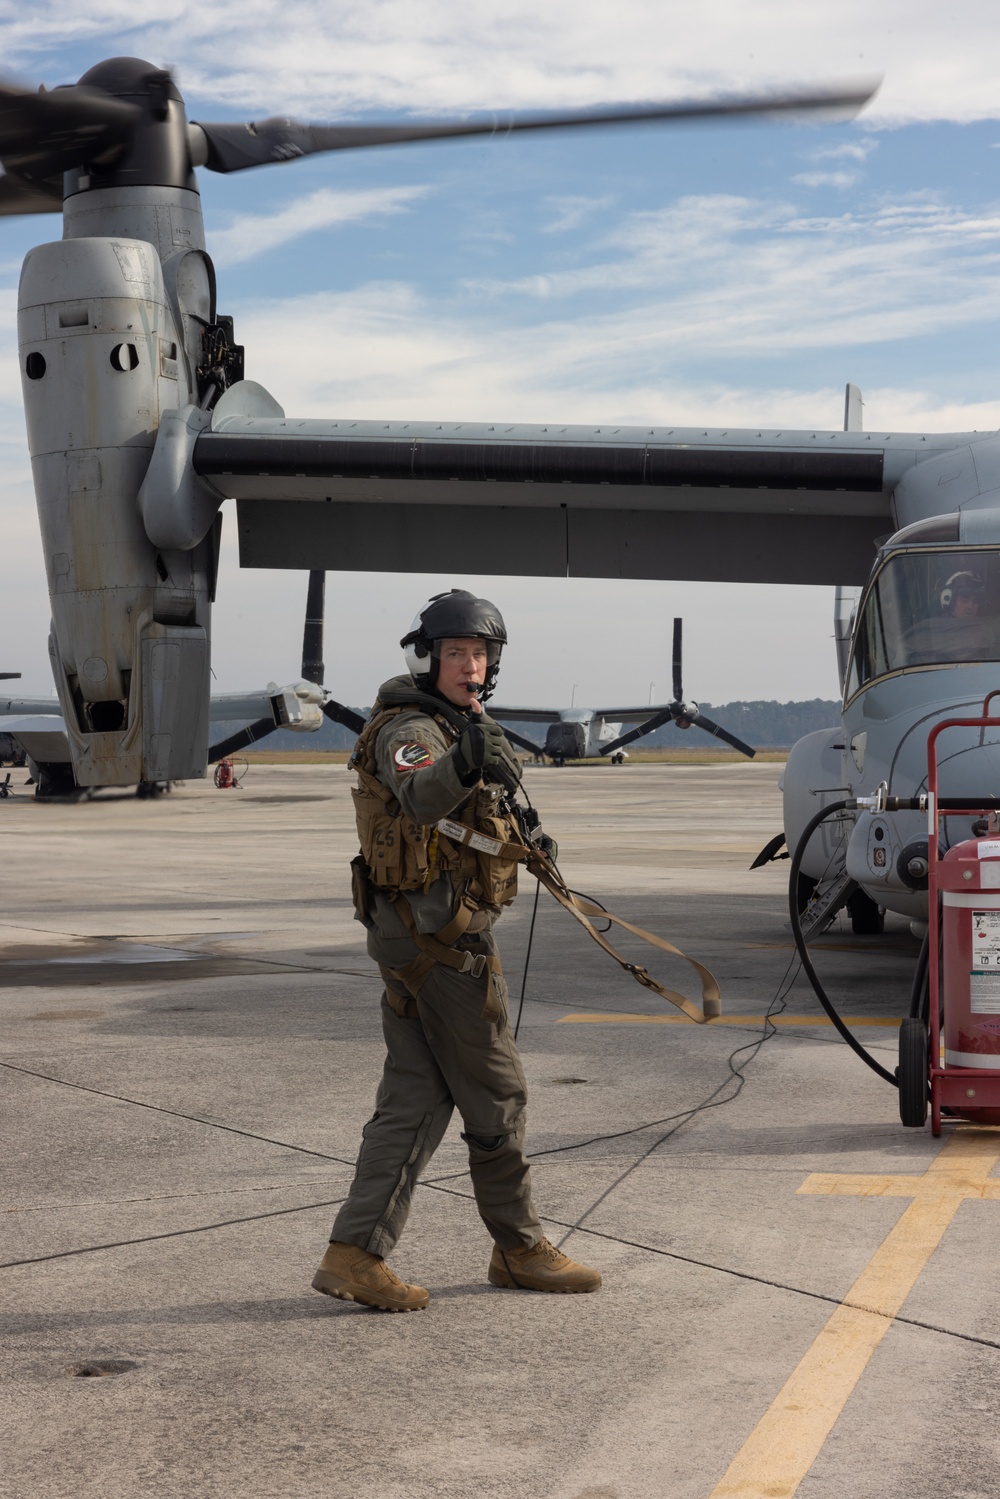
<box><xmin>136</xmin><ymin>780</ymin><xmax>171</xmax><ymax>799</ymax></box>
<box><xmin>34</xmin><ymin>761</ymin><xmax>80</xmax><ymax>800</ymax></box>
<box><xmin>847</xmin><ymin>889</ymin><xmax>885</xmax><ymax>935</ymax></box>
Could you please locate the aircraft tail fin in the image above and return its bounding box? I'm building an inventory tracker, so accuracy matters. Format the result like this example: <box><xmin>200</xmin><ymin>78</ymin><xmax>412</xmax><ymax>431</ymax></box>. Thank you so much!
<box><xmin>844</xmin><ymin>382</ymin><xmax>863</xmax><ymax>432</ymax></box>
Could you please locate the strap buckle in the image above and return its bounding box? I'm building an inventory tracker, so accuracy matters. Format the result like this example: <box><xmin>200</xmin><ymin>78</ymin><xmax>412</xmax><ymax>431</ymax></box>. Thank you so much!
<box><xmin>460</xmin><ymin>952</ymin><xmax>488</xmax><ymax>978</ymax></box>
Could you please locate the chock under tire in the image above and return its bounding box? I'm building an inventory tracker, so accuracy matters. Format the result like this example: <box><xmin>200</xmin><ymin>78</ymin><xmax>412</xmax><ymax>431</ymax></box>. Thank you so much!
<box><xmin>898</xmin><ymin>1016</ymin><xmax>929</xmax><ymax>1127</ymax></box>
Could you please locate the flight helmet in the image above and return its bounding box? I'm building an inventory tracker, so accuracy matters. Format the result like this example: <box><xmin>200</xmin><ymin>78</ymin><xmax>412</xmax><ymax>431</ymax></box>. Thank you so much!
<box><xmin>401</xmin><ymin>589</ymin><xmax>507</xmax><ymax>700</ymax></box>
<box><xmin>940</xmin><ymin>570</ymin><xmax>984</xmax><ymax>611</ymax></box>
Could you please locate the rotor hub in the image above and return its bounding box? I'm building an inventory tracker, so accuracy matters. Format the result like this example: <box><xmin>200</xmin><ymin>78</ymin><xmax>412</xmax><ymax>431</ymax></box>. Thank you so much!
<box><xmin>63</xmin><ymin>58</ymin><xmax>196</xmax><ymax>199</ymax></box>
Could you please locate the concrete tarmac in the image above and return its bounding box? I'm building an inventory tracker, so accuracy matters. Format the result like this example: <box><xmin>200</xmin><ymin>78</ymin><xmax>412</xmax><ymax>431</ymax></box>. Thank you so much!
<box><xmin>2</xmin><ymin>762</ymin><xmax>998</xmax><ymax>1499</ymax></box>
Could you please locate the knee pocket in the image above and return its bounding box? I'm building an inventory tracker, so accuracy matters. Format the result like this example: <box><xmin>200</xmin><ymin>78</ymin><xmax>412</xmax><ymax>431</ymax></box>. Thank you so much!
<box><xmin>463</xmin><ymin>1131</ymin><xmax>505</xmax><ymax>1152</ymax></box>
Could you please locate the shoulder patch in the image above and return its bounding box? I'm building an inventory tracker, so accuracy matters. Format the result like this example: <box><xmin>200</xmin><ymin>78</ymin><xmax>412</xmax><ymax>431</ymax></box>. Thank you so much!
<box><xmin>394</xmin><ymin>742</ymin><xmax>435</xmax><ymax>771</ymax></box>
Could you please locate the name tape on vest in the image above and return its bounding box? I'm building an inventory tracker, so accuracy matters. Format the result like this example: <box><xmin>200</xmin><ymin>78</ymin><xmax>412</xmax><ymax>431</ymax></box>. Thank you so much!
<box><xmin>437</xmin><ymin>818</ymin><xmax>504</xmax><ymax>856</ymax></box>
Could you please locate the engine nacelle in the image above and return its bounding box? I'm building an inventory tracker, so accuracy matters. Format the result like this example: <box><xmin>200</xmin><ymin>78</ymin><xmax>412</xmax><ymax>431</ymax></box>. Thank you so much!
<box><xmin>19</xmin><ymin>237</ymin><xmax>217</xmax><ymax>786</ymax></box>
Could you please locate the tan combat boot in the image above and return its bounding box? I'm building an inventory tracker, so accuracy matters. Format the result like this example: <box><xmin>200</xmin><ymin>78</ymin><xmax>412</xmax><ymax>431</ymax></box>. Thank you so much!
<box><xmin>488</xmin><ymin>1237</ymin><xmax>602</xmax><ymax>1293</ymax></box>
<box><xmin>312</xmin><ymin>1240</ymin><xmax>429</xmax><ymax>1312</ymax></box>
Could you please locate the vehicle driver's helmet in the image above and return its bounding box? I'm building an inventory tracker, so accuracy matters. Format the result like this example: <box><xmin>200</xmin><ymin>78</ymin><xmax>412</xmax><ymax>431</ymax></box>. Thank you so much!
<box><xmin>401</xmin><ymin>589</ymin><xmax>507</xmax><ymax>700</ymax></box>
<box><xmin>940</xmin><ymin>571</ymin><xmax>984</xmax><ymax>611</ymax></box>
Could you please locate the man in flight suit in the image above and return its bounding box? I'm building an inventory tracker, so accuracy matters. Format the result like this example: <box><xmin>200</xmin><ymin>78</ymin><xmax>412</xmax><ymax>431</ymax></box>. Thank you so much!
<box><xmin>312</xmin><ymin>589</ymin><xmax>601</xmax><ymax>1310</ymax></box>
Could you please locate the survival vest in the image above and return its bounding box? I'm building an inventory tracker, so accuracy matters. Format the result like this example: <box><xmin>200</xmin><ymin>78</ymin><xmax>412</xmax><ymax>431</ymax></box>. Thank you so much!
<box><xmin>350</xmin><ymin>701</ymin><xmax>530</xmax><ymax>913</ymax></box>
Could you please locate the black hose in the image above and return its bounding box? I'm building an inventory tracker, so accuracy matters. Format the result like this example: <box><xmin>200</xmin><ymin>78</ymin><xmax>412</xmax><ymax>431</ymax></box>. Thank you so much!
<box><xmin>788</xmin><ymin>800</ymin><xmax>899</xmax><ymax>1087</ymax></box>
<box><xmin>908</xmin><ymin>930</ymin><xmax>929</xmax><ymax>1021</ymax></box>
<box><xmin>513</xmin><ymin>878</ymin><xmax>541</xmax><ymax>1042</ymax></box>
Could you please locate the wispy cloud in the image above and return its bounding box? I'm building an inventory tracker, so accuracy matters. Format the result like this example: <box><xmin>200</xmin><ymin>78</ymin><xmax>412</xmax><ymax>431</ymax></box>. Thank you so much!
<box><xmin>451</xmin><ymin>190</ymin><xmax>1000</xmax><ymax>373</ymax></box>
<box><xmin>792</xmin><ymin>170</ymin><xmax>858</xmax><ymax>189</ymax></box>
<box><xmin>543</xmin><ymin>195</ymin><xmax>614</xmax><ymax>234</ymax></box>
<box><xmin>0</xmin><ymin>2</ymin><xmax>997</xmax><ymax>127</ymax></box>
<box><xmin>229</xmin><ymin>268</ymin><xmax>1000</xmax><ymax>435</ymax></box>
<box><xmin>813</xmin><ymin>138</ymin><xmax>879</xmax><ymax>162</ymax></box>
<box><xmin>208</xmin><ymin>184</ymin><xmax>429</xmax><ymax>265</ymax></box>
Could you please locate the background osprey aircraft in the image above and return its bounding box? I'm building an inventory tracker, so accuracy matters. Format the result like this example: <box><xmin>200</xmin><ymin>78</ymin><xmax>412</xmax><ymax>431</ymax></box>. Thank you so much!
<box><xmin>7</xmin><ymin>57</ymin><xmax>1000</xmax><ymax>943</ymax></box>
<box><xmin>492</xmin><ymin>620</ymin><xmax>756</xmax><ymax>763</ymax></box>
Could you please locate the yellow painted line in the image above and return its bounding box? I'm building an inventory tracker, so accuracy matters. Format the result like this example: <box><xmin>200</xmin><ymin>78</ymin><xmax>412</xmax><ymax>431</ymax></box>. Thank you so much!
<box><xmin>558</xmin><ymin>1013</ymin><xmax>899</xmax><ymax>1027</ymax></box>
<box><xmin>747</xmin><ymin>941</ymin><xmax>914</xmax><ymax>955</ymax></box>
<box><xmin>708</xmin><ymin>1129</ymin><xmax>1000</xmax><ymax>1499</ymax></box>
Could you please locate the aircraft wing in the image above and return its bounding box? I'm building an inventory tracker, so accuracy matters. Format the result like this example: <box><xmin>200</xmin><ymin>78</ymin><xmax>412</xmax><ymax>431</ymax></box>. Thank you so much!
<box><xmin>1</xmin><ymin>697</ymin><xmax>62</xmax><ymax>716</ymax></box>
<box><xmin>209</xmin><ymin>692</ymin><xmax>280</xmax><ymax>721</ymax></box>
<box><xmin>1</xmin><ymin>692</ymin><xmax>317</xmax><ymax>724</ymax></box>
<box><xmin>490</xmin><ymin>707</ymin><xmax>563</xmax><ymax>724</ymax></box>
<box><xmin>191</xmin><ymin>415</ymin><xmax>975</xmax><ymax>586</ymax></box>
<box><xmin>591</xmin><ymin>707</ymin><xmax>672</xmax><ymax>724</ymax></box>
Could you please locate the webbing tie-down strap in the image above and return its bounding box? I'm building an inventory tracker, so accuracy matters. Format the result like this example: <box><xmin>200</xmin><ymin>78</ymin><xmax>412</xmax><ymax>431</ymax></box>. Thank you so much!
<box><xmin>526</xmin><ymin>855</ymin><xmax>721</xmax><ymax>1024</ymax></box>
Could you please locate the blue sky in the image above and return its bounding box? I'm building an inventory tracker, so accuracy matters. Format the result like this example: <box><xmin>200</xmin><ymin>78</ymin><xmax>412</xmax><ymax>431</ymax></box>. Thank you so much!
<box><xmin>4</xmin><ymin>2</ymin><xmax>1000</xmax><ymax>711</ymax></box>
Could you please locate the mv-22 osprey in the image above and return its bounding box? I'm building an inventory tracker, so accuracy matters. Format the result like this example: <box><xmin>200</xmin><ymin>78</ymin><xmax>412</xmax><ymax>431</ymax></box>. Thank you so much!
<box><xmin>491</xmin><ymin>619</ymin><xmax>755</xmax><ymax>764</ymax></box>
<box><xmin>7</xmin><ymin>57</ymin><xmax>1000</xmax><ymax>945</ymax></box>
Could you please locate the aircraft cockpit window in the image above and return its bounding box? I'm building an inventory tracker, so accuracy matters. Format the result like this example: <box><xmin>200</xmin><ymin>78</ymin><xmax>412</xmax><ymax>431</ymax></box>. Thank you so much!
<box><xmin>846</xmin><ymin>549</ymin><xmax>1000</xmax><ymax>697</ymax></box>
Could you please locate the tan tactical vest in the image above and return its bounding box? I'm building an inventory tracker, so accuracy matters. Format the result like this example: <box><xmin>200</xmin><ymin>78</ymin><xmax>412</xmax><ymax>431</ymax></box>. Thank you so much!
<box><xmin>351</xmin><ymin>704</ymin><xmax>527</xmax><ymax>912</ymax></box>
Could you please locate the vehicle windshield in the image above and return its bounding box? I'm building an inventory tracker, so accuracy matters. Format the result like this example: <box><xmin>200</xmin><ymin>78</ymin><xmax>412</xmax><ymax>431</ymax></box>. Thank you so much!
<box><xmin>846</xmin><ymin>548</ymin><xmax>1000</xmax><ymax>698</ymax></box>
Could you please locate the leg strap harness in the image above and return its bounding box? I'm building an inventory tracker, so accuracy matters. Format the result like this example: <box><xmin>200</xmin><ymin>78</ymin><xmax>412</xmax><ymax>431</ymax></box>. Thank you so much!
<box><xmin>381</xmin><ymin>892</ymin><xmax>504</xmax><ymax>1023</ymax></box>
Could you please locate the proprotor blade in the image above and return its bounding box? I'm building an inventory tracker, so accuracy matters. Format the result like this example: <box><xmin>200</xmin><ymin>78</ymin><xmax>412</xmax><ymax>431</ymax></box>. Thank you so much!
<box><xmin>322</xmin><ymin>699</ymin><xmax>366</xmax><ymax>736</ymax></box>
<box><xmin>688</xmin><ymin>711</ymin><xmax>756</xmax><ymax>758</ymax></box>
<box><xmin>0</xmin><ymin>173</ymin><xmax>61</xmax><ymax>213</ymax></box>
<box><xmin>502</xmin><ymin>725</ymin><xmax>547</xmax><ymax>758</ymax></box>
<box><xmin>599</xmin><ymin>708</ymin><xmax>675</xmax><ymax>755</ymax></box>
<box><xmin>0</xmin><ymin>78</ymin><xmax>140</xmax><ymax>181</ymax></box>
<box><xmin>208</xmin><ymin>717</ymin><xmax>277</xmax><ymax>762</ymax></box>
<box><xmin>672</xmin><ymin>618</ymin><xmax>683</xmax><ymax>703</ymax></box>
<box><xmin>301</xmin><ymin>570</ymin><xmax>326</xmax><ymax>686</ymax></box>
<box><xmin>195</xmin><ymin>79</ymin><xmax>879</xmax><ymax>174</ymax></box>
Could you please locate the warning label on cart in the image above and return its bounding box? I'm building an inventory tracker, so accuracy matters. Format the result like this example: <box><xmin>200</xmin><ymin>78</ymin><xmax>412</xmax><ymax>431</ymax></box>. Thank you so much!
<box><xmin>972</xmin><ymin>912</ymin><xmax>1000</xmax><ymax>1009</ymax></box>
<box><xmin>973</xmin><ymin>911</ymin><xmax>1000</xmax><ymax>964</ymax></box>
<box><xmin>971</xmin><ymin>975</ymin><xmax>1000</xmax><ymax>1013</ymax></box>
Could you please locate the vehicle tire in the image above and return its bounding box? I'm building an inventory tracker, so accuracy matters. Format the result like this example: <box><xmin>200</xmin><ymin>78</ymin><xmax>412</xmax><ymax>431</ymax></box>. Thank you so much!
<box><xmin>848</xmin><ymin>889</ymin><xmax>885</xmax><ymax>935</ymax></box>
<box><xmin>898</xmin><ymin>1017</ymin><xmax>929</xmax><ymax>1127</ymax></box>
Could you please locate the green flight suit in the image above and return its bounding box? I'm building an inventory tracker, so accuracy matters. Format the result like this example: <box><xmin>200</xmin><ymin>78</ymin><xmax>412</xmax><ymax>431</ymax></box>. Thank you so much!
<box><xmin>330</xmin><ymin>675</ymin><xmax>542</xmax><ymax>1256</ymax></box>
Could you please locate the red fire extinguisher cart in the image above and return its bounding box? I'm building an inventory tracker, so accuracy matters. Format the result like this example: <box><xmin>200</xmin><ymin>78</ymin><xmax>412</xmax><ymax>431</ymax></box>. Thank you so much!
<box><xmin>922</xmin><ymin>695</ymin><xmax>1000</xmax><ymax>1134</ymax></box>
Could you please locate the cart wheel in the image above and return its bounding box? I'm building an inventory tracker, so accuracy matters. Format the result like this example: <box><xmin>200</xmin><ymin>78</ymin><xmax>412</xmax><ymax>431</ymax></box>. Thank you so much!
<box><xmin>898</xmin><ymin>1017</ymin><xmax>929</xmax><ymax>1127</ymax></box>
